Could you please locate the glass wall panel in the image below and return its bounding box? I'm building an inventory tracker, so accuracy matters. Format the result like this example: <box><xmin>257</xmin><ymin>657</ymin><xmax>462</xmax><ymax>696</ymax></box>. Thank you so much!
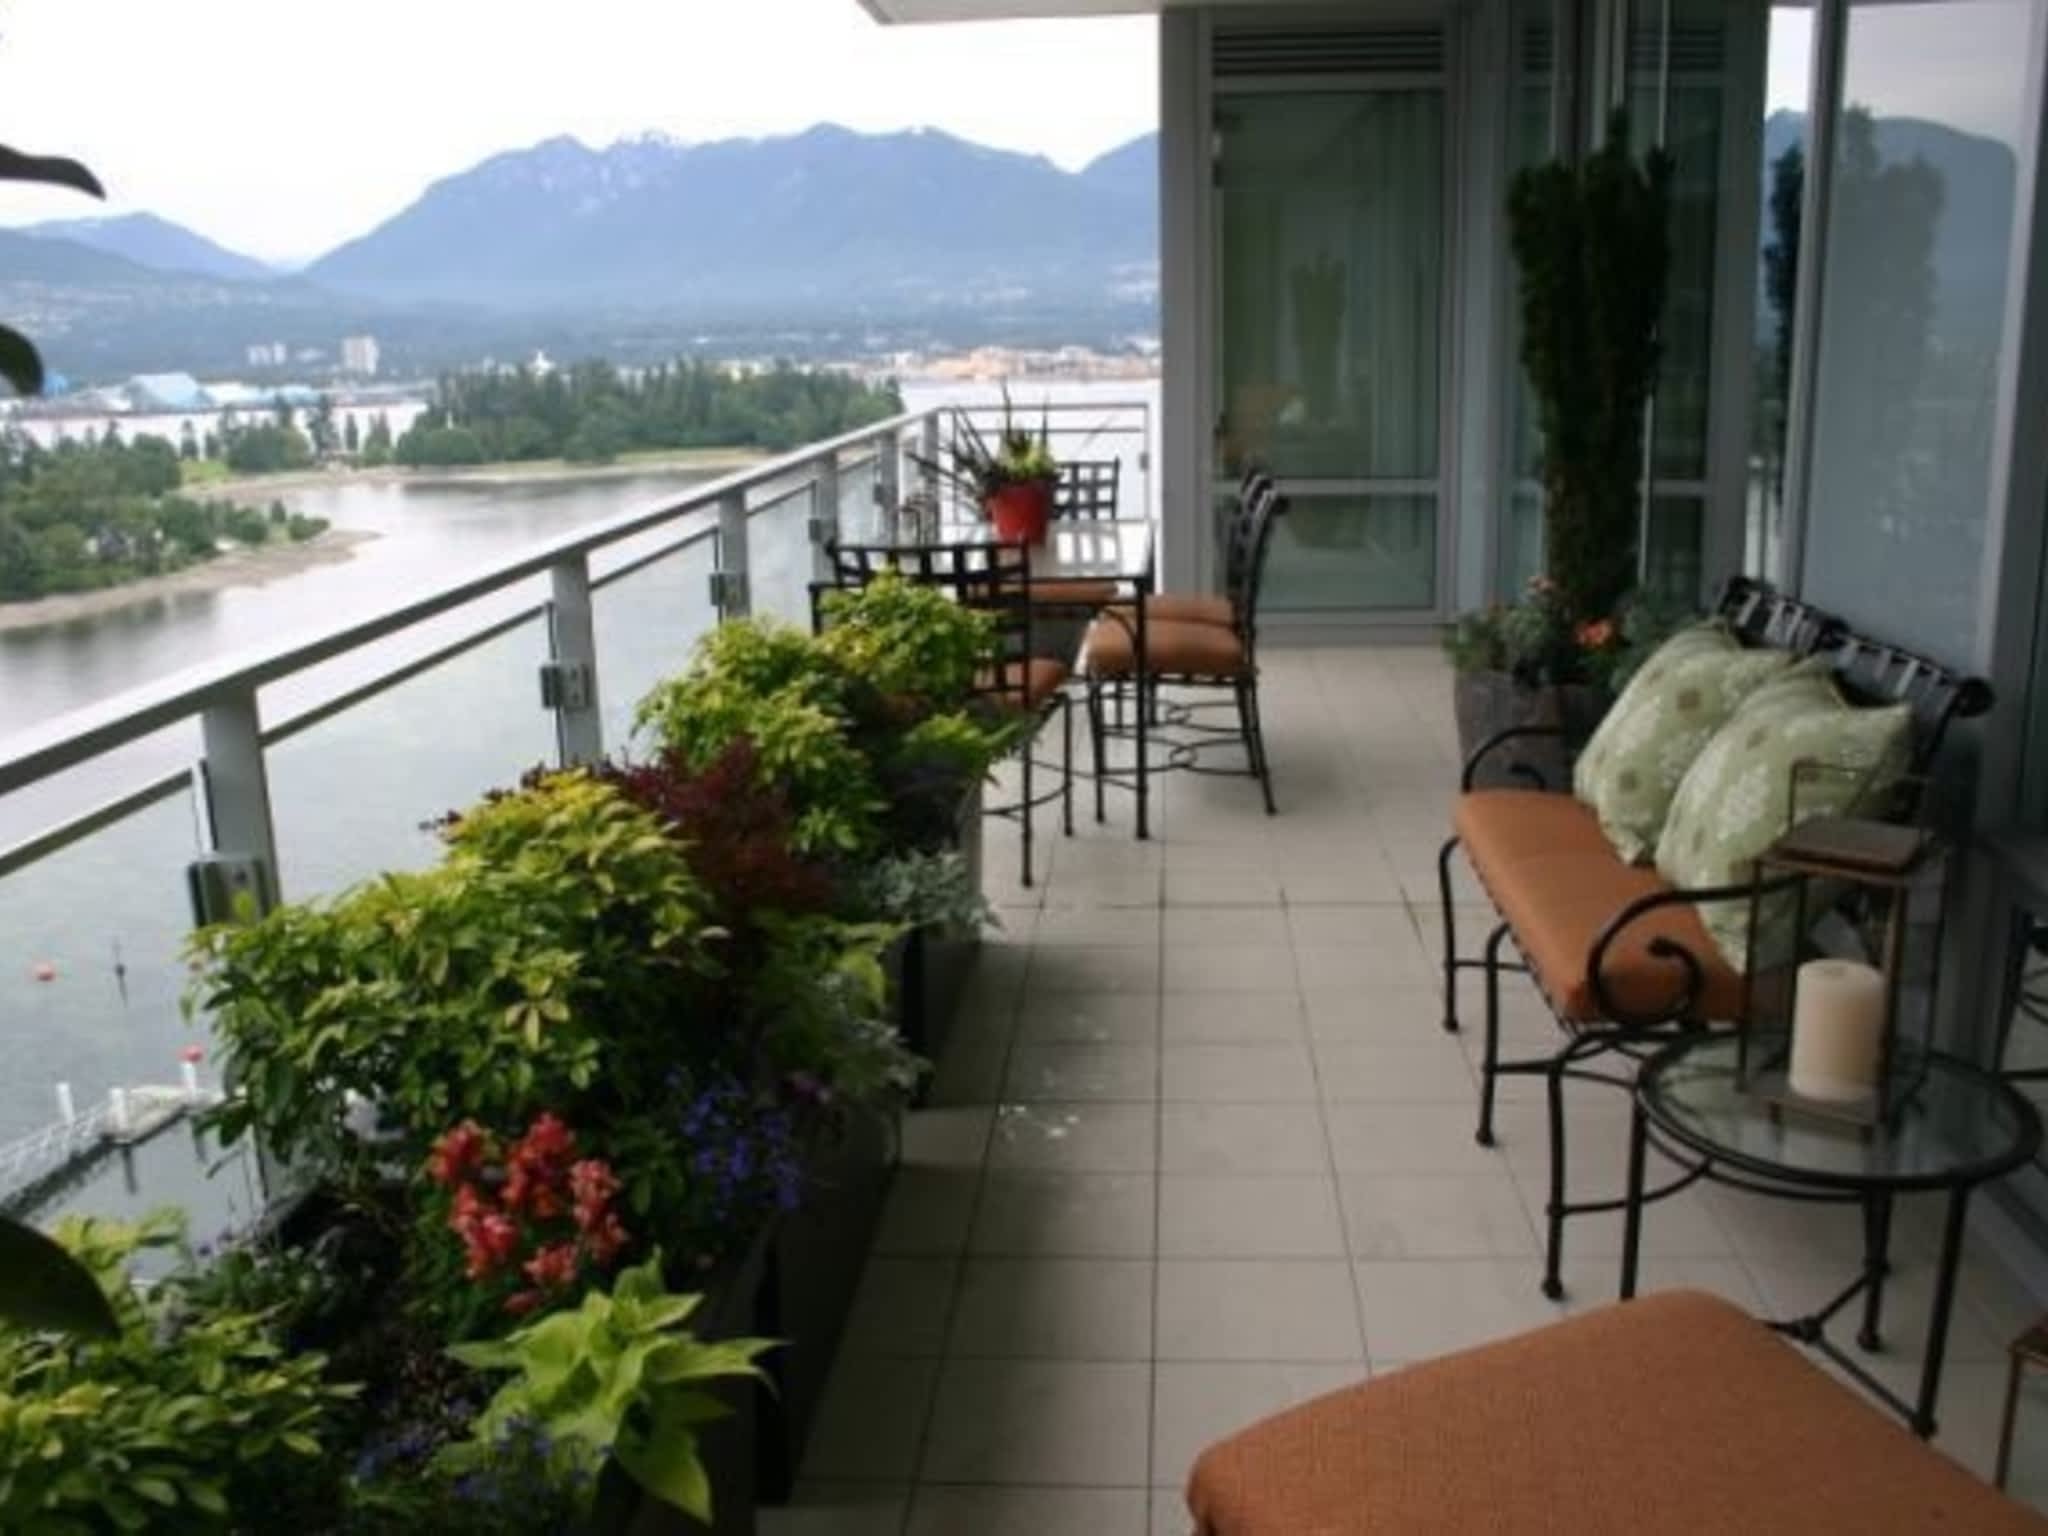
<box><xmin>1261</xmin><ymin>497</ymin><xmax>1436</xmax><ymax>613</ymax></box>
<box><xmin>595</xmin><ymin>534</ymin><xmax>719</xmax><ymax>754</ymax></box>
<box><xmin>750</xmin><ymin>484</ymin><xmax>820</xmax><ymax>630</ymax></box>
<box><xmin>1215</xmin><ymin>84</ymin><xmax>1445</xmax><ymax>612</ymax></box>
<box><xmin>267</xmin><ymin>612</ymin><xmax>558</xmax><ymax>896</ymax></box>
<box><xmin>1501</xmin><ymin>1</ymin><xmax>1556</xmax><ymax>597</ymax></box>
<box><xmin>1748</xmin><ymin>8</ymin><xmax>1813</xmax><ymax>578</ymax></box>
<box><xmin>1800</xmin><ymin>0</ymin><xmax>2035</xmax><ymax>663</ymax></box>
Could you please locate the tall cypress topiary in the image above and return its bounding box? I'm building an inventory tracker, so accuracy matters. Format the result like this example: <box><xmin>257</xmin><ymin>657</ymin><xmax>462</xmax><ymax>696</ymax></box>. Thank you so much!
<box><xmin>1508</xmin><ymin>109</ymin><xmax>1673</xmax><ymax>622</ymax></box>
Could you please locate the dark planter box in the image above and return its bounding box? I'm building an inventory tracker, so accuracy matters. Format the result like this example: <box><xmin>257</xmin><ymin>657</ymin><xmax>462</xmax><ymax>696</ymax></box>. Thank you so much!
<box><xmin>754</xmin><ymin>1104</ymin><xmax>901</xmax><ymax>1502</ymax></box>
<box><xmin>1452</xmin><ymin>671</ymin><xmax>1608</xmax><ymax>791</ymax></box>
<box><xmin>889</xmin><ymin>781</ymin><xmax>985</xmax><ymax>1078</ymax></box>
<box><xmin>599</xmin><ymin>1223</ymin><xmax>774</xmax><ymax>1535</ymax></box>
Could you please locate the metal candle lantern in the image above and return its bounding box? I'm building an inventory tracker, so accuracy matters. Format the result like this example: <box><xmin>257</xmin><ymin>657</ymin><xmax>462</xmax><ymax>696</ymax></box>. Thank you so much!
<box><xmin>1736</xmin><ymin>768</ymin><xmax>1947</xmax><ymax>1131</ymax></box>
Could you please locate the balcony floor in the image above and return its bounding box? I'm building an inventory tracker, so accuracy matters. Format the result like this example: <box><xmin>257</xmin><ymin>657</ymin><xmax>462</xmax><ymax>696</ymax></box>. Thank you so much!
<box><xmin>766</xmin><ymin>646</ymin><xmax>2048</xmax><ymax>1534</ymax></box>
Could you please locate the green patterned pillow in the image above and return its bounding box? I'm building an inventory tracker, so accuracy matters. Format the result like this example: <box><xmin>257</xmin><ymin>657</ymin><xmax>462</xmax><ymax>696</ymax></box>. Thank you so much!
<box><xmin>1572</xmin><ymin>622</ymin><xmax>1792</xmax><ymax>864</ymax></box>
<box><xmin>1654</xmin><ymin>661</ymin><xmax>1913</xmax><ymax>970</ymax></box>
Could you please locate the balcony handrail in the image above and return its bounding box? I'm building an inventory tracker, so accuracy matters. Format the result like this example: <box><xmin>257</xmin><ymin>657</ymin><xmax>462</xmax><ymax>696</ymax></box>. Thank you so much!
<box><xmin>0</xmin><ymin>394</ymin><xmax>1156</xmax><ymax>822</ymax></box>
<box><xmin>0</xmin><ymin>410</ymin><xmax>922</xmax><ymax>798</ymax></box>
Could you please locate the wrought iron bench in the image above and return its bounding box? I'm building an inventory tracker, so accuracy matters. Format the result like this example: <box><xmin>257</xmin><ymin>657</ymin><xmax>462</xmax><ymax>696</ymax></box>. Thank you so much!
<box><xmin>1438</xmin><ymin>576</ymin><xmax>1993</xmax><ymax>1299</ymax></box>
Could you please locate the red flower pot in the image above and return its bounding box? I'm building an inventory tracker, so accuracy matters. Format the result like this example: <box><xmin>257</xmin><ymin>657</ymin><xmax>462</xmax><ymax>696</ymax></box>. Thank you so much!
<box><xmin>985</xmin><ymin>479</ymin><xmax>1054</xmax><ymax>545</ymax></box>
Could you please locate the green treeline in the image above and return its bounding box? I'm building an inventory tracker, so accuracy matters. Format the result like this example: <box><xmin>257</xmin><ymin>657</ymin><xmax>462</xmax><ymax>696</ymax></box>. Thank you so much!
<box><xmin>394</xmin><ymin>359</ymin><xmax>904</xmax><ymax>468</ymax></box>
<box><xmin>0</xmin><ymin>431</ymin><xmax>329</xmax><ymax>602</ymax></box>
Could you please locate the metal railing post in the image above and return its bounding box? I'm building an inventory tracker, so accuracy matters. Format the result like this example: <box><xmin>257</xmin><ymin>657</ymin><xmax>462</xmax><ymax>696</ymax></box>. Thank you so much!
<box><xmin>811</xmin><ymin>454</ymin><xmax>840</xmax><ymax>583</ymax></box>
<box><xmin>196</xmin><ymin>689</ymin><xmax>282</xmax><ymax>914</ymax></box>
<box><xmin>920</xmin><ymin>412</ymin><xmax>941</xmax><ymax>509</ymax></box>
<box><xmin>877</xmin><ymin>426</ymin><xmax>902</xmax><ymax>513</ymax></box>
<box><xmin>544</xmin><ymin>555</ymin><xmax>604</xmax><ymax>768</ymax></box>
<box><xmin>714</xmin><ymin>489</ymin><xmax>751</xmax><ymax>618</ymax></box>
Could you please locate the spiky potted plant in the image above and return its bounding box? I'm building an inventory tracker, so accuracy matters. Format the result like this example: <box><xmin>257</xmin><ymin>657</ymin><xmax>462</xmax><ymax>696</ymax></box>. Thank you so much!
<box><xmin>913</xmin><ymin>387</ymin><xmax>1058</xmax><ymax>544</ymax></box>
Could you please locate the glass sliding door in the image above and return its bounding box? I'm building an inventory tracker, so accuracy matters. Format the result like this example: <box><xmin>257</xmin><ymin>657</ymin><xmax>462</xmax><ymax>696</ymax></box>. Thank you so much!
<box><xmin>1214</xmin><ymin>73</ymin><xmax>1448</xmax><ymax>615</ymax></box>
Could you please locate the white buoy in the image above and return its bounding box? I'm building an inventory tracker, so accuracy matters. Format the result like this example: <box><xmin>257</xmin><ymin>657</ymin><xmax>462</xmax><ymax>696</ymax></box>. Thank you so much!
<box><xmin>106</xmin><ymin>1087</ymin><xmax>129</xmax><ymax>1136</ymax></box>
<box><xmin>55</xmin><ymin>1082</ymin><xmax>75</xmax><ymax>1123</ymax></box>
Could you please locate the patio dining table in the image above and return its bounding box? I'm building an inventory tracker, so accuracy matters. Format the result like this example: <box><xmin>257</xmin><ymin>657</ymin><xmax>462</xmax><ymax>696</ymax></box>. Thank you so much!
<box><xmin>838</xmin><ymin>504</ymin><xmax>1158</xmax><ymax>839</ymax></box>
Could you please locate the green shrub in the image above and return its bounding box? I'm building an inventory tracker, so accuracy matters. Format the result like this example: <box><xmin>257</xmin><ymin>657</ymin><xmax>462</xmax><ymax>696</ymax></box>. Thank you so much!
<box><xmin>817</xmin><ymin>569</ymin><xmax>996</xmax><ymax>705</ymax></box>
<box><xmin>0</xmin><ymin>1211</ymin><xmax>357</xmax><ymax>1533</ymax></box>
<box><xmin>192</xmin><ymin>773</ymin><xmax>712</xmax><ymax>1173</ymax></box>
<box><xmin>443</xmin><ymin>1253</ymin><xmax>773</xmax><ymax>1525</ymax></box>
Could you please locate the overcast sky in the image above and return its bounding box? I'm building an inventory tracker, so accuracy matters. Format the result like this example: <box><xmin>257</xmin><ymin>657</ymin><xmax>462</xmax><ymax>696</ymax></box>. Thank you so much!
<box><xmin>0</xmin><ymin>0</ymin><xmax>1160</xmax><ymax>264</ymax></box>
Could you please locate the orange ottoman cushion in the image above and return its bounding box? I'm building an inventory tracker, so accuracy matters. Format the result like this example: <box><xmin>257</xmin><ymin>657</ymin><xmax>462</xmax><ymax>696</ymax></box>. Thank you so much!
<box><xmin>1185</xmin><ymin>1290</ymin><xmax>2043</xmax><ymax>1535</ymax></box>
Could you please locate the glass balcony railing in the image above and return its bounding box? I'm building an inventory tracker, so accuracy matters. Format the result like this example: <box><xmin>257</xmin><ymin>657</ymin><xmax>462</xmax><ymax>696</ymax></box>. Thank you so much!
<box><xmin>0</xmin><ymin>398</ymin><xmax>1156</xmax><ymax>1233</ymax></box>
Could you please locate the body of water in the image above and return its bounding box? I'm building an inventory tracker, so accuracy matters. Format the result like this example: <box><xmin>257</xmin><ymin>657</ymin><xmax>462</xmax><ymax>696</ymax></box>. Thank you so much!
<box><xmin>0</xmin><ymin>377</ymin><xmax>1157</xmax><ymax>1167</ymax></box>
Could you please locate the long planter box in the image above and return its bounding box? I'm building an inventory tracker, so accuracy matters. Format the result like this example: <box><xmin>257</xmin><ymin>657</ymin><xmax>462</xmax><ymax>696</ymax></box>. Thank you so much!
<box><xmin>890</xmin><ymin>781</ymin><xmax>986</xmax><ymax>1077</ymax></box>
<box><xmin>754</xmin><ymin>1104</ymin><xmax>900</xmax><ymax>1503</ymax></box>
<box><xmin>600</xmin><ymin>1223</ymin><xmax>773</xmax><ymax>1535</ymax></box>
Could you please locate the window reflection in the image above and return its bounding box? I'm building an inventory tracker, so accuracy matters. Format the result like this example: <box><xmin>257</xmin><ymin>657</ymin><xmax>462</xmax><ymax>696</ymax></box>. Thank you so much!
<box><xmin>1800</xmin><ymin>0</ymin><xmax>2036</xmax><ymax>664</ymax></box>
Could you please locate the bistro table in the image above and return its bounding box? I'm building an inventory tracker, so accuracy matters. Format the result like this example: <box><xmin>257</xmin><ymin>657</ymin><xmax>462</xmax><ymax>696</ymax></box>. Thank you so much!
<box><xmin>838</xmin><ymin>505</ymin><xmax>1158</xmax><ymax>838</ymax></box>
<box><xmin>1620</xmin><ymin>1031</ymin><xmax>2042</xmax><ymax>1438</ymax></box>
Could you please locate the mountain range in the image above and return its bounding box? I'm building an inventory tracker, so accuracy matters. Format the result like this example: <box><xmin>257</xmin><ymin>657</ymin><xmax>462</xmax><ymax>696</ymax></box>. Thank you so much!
<box><xmin>0</xmin><ymin>109</ymin><xmax>2018</xmax><ymax>382</ymax></box>
<box><xmin>0</xmin><ymin>125</ymin><xmax>1161</xmax><ymax>379</ymax></box>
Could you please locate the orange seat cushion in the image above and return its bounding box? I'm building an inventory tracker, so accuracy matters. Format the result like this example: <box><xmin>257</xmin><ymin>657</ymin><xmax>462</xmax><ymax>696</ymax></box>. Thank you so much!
<box><xmin>1186</xmin><ymin>1290</ymin><xmax>2046</xmax><ymax>1536</ymax></box>
<box><xmin>1085</xmin><ymin>616</ymin><xmax>1247</xmax><ymax>680</ymax></box>
<box><xmin>1105</xmin><ymin>593</ymin><xmax>1235</xmax><ymax>627</ymax></box>
<box><xmin>1454</xmin><ymin>789</ymin><xmax>1746</xmax><ymax>1023</ymax></box>
<box><xmin>1032</xmin><ymin>578</ymin><xmax>1122</xmax><ymax>607</ymax></box>
<box><xmin>978</xmin><ymin>655</ymin><xmax>1070</xmax><ymax>710</ymax></box>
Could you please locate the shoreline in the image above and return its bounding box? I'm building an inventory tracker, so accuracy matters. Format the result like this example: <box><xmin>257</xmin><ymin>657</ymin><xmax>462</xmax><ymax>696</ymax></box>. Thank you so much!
<box><xmin>0</xmin><ymin>530</ymin><xmax>380</xmax><ymax>635</ymax></box>
<box><xmin>211</xmin><ymin>447</ymin><xmax>767</xmax><ymax>502</ymax></box>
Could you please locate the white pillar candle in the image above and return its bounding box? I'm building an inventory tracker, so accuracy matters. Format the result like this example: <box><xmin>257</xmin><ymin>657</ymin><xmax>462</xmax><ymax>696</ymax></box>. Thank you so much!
<box><xmin>54</xmin><ymin>1082</ymin><xmax>75</xmax><ymax>1123</ymax></box>
<box><xmin>106</xmin><ymin>1086</ymin><xmax>130</xmax><ymax>1136</ymax></box>
<box><xmin>1788</xmin><ymin>958</ymin><xmax>1888</xmax><ymax>1102</ymax></box>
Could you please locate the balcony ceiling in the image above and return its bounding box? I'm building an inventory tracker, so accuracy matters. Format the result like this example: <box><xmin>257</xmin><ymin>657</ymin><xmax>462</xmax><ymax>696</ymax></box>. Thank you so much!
<box><xmin>856</xmin><ymin>0</ymin><xmax>1294</xmax><ymax>21</ymax></box>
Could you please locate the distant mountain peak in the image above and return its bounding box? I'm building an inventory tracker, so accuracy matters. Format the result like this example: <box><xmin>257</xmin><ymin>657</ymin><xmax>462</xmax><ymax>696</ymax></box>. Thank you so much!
<box><xmin>304</xmin><ymin>120</ymin><xmax>1161</xmax><ymax>314</ymax></box>
<box><xmin>19</xmin><ymin>211</ymin><xmax>272</xmax><ymax>283</ymax></box>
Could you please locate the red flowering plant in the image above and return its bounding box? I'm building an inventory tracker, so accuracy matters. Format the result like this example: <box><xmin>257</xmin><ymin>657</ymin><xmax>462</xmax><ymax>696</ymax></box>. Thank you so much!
<box><xmin>418</xmin><ymin>1112</ymin><xmax>632</xmax><ymax>1333</ymax></box>
<box><xmin>1442</xmin><ymin>577</ymin><xmax>1686</xmax><ymax>693</ymax></box>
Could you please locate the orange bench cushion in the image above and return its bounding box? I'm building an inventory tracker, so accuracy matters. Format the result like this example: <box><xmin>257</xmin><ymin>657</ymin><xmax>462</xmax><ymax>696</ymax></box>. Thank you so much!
<box><xmin>1086</xmin><ymin>615</ymin><xmax>1248</xmax><ymax>680</ymax></box>
<box><xmin>1186</xmin><ymin>1290</ymin><xmax>2045</xmax><ymax>1536</ymax></box>
<box><xmin>1032</xmin><ymin>578</ymin><xmax>1122</xmax><ymax>607</ymax></box>
<box><xmin>1454</xmin><ymin>789</ymin><xmax>1746</xmax><ymax>1023</ymax></box>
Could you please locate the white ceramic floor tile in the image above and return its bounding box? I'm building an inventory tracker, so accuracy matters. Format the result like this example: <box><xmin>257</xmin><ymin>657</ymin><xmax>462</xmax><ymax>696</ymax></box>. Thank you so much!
<box><xmin>1016</xmin><ymin>992</ymin><xmax>1162</xmax><ymax>1045</ymax></box>
<box><xmin>1338</xmin><ymin>1173</ymin><xmax>1539</xmax><ymax>1259</ymax></box>
<box><xmin>907</xmin><ymin>1486</ymin><xmax>1151</xmax><ymax>1536</ymax></box>
<box><xmin>1004</xmin><ymin>1043</ymin><xmax>1159</xmax><ymax>1103</ymax></box>
<box><xmin>874</xmin><ymin>1166</ymin><xmax>981</xmax><ymax>1257</ymax></box>
<box><xmin>1027</xmin><ymin>945</ymin><xmax>1164</xmax><ymax>995</ymax></box>
<box><xmin>1164</xmin><ymin>906</ymin><xmax>1291</xmax><ymax>947</ymax></box>
<box><xmin>1301</xmin><ymin>985</ymin><xmax>1447</xmax><ymax>1044</ymax></box>
<box><xmin>1161</xmin><ymin>991</ymin><xmax>1307</xmax><ymax>1045</ymax></box>
<box><xmin>971</xmin><ymin>1170</ymin><xmax>1158</xmax><ymax>1258</ymax></box>
<box><xmin>1162</xmin><ymin>944</ymin><xmax>1300</xmax><ymax>994</ymax></box>
<box><xmin>1160</xmin><ymin>1102</ymin><xmax>1330</xmax><ymax>1174</ymax></box>
<box><xmin>1354</xmin><ymin>1258</ymin><xmax>1569</xmax><ymax>1364</ymax></box>
<box><xmin>1162</xmin><ymin>1043</ymin><xmax>1319</xmax><ymax>1103</ymax></box>
<box><xmin>1155</xmin><ymin>1259</ymin><xmax>1366</xmax><ymax>1362</ymax></box>
<box><xmin>1323</xmin><ymin>1101</ymin><xmax>1502</xmax><ymax>1174</ymax></box>
<box><xmin>1035</xmin><ymin>906</ymin><xmax>1164</xmax><ymax>947</ymax></box>
<box><xmin>800</xmin><ymin>1355</ymin><xmax>941</xmax><ymax>1480</ymax></box>
<box><xmin>761</xmin><ymin>1482</ymin><xmax>910</xmax><ymax>1536</ymax></box>
<box><xmin>989</xmin><ymin>1102</ymin><xmax>1159</xmax><ymax>1173</ymax></box>
<box><xmin>921</xmin><ymin>1359</ymin><xmax>1152</xmax><ymax>1484</ymax></box>
<box><xmin>1313</xmin><ymin>1042</ymin><xmax>1475</xmax><ymax>1103</ymax></box>
<box><xmin>841</xmin><ymin>1256</ymin><xmax>960</xmax><ymax>1356</ymax></box>
<box><xmin>1159</xmin><ymin>1174</ymin><xmax>1346</xmax><ymax>1259</ymax></box>
<box><xmin>947</xmin><ymin>1257</ymin><xmax>1155</xmax><ymax>1360</ymax></box>
<box><xmin>1149</xmin><ymin>1361</ymin><xmax>1363</xmax><ymax>1488</ymax></box>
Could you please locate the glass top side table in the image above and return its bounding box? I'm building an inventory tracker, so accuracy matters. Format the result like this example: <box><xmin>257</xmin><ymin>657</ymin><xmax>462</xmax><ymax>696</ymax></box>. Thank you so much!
<box><xmin>1621</xmin><ymin>1031</ymin><xmax>2042</xmax><ymax>1438</ymax></box>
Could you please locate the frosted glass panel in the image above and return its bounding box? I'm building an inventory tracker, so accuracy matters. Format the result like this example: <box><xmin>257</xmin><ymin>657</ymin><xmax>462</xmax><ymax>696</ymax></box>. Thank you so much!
<box><xmin>1801</xmin><ymin>0</ymin><xmax>2036</xmax><ymax>664</ymax></box>
<box><xmin>1263</xmin><ymin>497</ymin><xmax>1436</xmax><ymax>613</ymax></box>
<box><xmin>1217</xmin><ymin>90</ymin><xmax>1443</xmax><ymax>483</ymax></box>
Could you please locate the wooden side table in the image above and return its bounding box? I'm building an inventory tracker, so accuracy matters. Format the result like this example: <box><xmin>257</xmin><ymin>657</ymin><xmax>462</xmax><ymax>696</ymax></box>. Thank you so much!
<box><xmin>1997</xmin><ymin>1316</ymin><xmax>2048</xmax><ymax>1490</ymax></box>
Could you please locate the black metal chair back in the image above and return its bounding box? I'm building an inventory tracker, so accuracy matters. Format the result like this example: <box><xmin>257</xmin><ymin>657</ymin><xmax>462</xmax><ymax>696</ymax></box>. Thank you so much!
<box><xmin>816</xmin><ymin>539</ymin><xmax>1038</xmax><ymax>709</ymax></box>
<box><xmin>1233</xmin><ymin>481</ymin><xmax>1285</xmax><ymax>670</ymax></box>
<box><xmin>1217</xmin><ymin>471</ymin><xmax>1276</xmax><ymax>628</ymax></box>
<box><xmin>1054</xmin><ymin>460</ymin><xmax>1121</xmax><ymax>522</ymax></box>
<box><xmin>1717</xmin><ymin>575</ymin><xmax>1839</xmax><ymax>656</ymax></box>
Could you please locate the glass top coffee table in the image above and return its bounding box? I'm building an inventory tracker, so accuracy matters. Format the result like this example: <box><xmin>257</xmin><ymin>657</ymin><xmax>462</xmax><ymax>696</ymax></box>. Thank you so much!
<box><xmin>1621</xmin><ymin>1031</ymin><xmax>2041</xmax><ymax>1438</ymax></box>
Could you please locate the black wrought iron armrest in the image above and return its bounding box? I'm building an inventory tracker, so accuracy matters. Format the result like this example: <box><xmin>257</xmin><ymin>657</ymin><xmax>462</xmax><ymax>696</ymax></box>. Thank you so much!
<box><xmin>1461</xmin><ymin>725</ymin><xmax>1585</xmax><ymax>793</ymax></box>
<box><xmin>1587</xmin><ymin>873</ymin><xmax>1800</xmax><ymax>1031</ymax></box>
